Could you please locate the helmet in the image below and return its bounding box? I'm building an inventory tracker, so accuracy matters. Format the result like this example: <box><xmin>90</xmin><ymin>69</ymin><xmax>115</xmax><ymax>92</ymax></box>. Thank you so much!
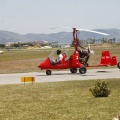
<box><xmin>57</xmin><ymin>49</ymin><xmax>61</xmax><ymax>55</ymax></box>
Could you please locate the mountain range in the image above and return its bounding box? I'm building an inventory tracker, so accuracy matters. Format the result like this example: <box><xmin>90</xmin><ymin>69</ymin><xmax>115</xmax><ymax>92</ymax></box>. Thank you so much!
<box><xmin>0</xmin><ymin>28</ymin><xmax>120</xmax><ymax>44</ymax></box>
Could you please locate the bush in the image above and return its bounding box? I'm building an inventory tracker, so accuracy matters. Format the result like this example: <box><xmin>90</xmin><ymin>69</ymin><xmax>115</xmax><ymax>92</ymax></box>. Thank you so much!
<box><xmin>89</xmin><ymin>80</ymin><xmax>111</xmax><ymax>97</ymax></box>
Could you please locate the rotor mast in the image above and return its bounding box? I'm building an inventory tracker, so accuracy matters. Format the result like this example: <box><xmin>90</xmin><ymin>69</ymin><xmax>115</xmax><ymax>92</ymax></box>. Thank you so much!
<box><xmin>73</xmin><ymin>28</ymin><xmax>85</xmax><ymax>50</ymax></box>
<box><xmin>73</xmin><ymin>28</ymin><xmax>79</xmax><ymax>50</ymax></box>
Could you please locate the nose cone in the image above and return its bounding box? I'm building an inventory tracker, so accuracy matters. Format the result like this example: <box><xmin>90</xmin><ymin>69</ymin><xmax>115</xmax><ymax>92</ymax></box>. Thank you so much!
<box><xmin>38</xmin><ymin>58</ymin><xmax>50</xmax><ymax>70</ymax></box>
<box><xmin>38</xmin><ymin>63</ymin><xmax>42</xmax><ymax>68</ymax></box>
<box><xmin>38</xmin><ymin>62</ymin><xmax>45</xmax><ymax>69</ymax></box>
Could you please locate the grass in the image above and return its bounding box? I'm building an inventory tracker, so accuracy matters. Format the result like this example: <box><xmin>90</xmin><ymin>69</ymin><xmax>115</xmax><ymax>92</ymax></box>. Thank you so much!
<box><xmin>0</xmin><ymin>79</ymin><xmax>120</xmax><ymax>120</ymax></box>
<box><xmin>0</xmin><ymin>49</ymin><xmax>51</xmax><ymax>73</ymax></box>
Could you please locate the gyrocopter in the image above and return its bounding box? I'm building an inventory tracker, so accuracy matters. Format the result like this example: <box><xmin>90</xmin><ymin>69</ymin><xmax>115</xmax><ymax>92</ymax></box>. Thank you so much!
<box><xmin>38</xmin><ymin>27</ymin><xmax>120</xmax><ymax>75</ymax></box>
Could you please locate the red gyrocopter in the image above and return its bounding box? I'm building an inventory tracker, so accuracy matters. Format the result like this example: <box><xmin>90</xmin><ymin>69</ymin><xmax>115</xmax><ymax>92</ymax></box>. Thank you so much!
<box><xmin>38</xmin><ymin>27</ymin><xmax>120</xmax><ymax>75</ymax></box>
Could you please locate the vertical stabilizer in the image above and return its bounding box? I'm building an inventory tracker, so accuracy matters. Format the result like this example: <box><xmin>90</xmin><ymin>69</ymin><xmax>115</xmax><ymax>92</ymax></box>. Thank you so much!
<box><xmin>100</xmin><ymin>51</ymin><xmax>111</xmax><ymax>65</ymax></box>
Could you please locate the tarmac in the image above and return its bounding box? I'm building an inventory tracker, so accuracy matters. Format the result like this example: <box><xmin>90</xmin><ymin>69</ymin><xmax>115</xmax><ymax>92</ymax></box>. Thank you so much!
<box><xmin>0</xmin><ymin>68</ymin><xmax>120</xmax><ymax>85</ymax></box>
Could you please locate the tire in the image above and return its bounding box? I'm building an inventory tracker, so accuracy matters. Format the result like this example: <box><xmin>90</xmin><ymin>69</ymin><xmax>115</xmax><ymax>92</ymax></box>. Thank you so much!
<box><xmin>46</xmin><ymin>70</ymin><xmax>52</xmax><ymax>75</ymax></box>
<box><xmin>79</xmin><ymin>67</ymin><xmax>87</xmax><ymax>74</ymax></box>
<box><xmin>117</xmin><ymin>62</ymin><xmax>120</xmax><ymax>69</ymax></box>
<box><xmin>70</xmin><ymin>68</ymin><xmax>77</xmax><ymax>73</ymax></box>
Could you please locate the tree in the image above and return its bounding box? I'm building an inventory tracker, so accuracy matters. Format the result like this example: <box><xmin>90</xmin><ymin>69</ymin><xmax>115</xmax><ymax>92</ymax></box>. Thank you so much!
<box><xmin>113</xmin><ymin>37</ymin><xmax>116</xmax><ymax>43</ymax></box>
<box><xmin>0</xmin><ymin>44</ymin><xmax>5</xmax><ymax>48</ymax></box>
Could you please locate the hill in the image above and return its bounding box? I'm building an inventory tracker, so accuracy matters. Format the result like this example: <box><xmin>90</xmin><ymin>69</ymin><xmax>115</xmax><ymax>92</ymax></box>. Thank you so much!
<box><xmin>0</xmin><ymin>28</ymin><xmax>120</xmax><ymax>44</ymax></box>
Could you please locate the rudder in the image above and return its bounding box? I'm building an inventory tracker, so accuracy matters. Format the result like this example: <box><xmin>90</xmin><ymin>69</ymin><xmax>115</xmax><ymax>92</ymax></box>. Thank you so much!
<box><xmin>111</xmin><ymin>56</ymin><xmax>117</xmax><ymax>66</ymax></box>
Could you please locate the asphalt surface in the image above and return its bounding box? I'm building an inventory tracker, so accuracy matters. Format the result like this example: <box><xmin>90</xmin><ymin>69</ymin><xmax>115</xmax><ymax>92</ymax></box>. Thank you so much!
<box><xmin>0</xmin><ymin>68</ymin><xmax>120</xmax><ymax>85</ymax></box>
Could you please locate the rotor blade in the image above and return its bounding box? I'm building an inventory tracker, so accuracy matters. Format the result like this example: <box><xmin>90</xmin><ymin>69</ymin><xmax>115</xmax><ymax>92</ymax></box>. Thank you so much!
<box><xmin>76</xmin><ymin>29</ymin><xmax>109</xmax><ymax>35</ymax></box>
<box><xmin>49</xmin><ymin>27</ymin><xmax>72</xmax><ymax>29</ymax></box>
<box><xmin>49</xmin><ymin>27</ymin><xmax>109</xmax><ymax>35</ymax></box>
<box><xmin>49</xmin><ymin>27</ymin><xmax>60</xmax><ymax>29</ymax></box>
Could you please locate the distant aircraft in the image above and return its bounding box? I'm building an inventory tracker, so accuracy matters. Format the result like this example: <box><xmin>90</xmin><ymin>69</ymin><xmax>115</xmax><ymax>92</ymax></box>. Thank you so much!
<box><xmin>0</xmin><ymin>50</ymin><xmax>4</xmax><ymax>54</ymax></box>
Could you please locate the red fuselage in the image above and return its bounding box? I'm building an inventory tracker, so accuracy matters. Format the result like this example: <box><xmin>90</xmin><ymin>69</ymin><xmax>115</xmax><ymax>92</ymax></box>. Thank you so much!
<box><xmin>38</xmin><ymin>51</ymin><xmax>82</xmax><ymax>70</ymax></box>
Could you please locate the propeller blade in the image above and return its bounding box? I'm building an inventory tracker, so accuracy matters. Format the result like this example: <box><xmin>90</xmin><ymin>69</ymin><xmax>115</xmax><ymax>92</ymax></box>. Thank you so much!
<box><xmin>90</xmin><ymin>50</ymin><xmax>94</xmax><ymax>55</ymax></box>
<box><xmin>87</xmin><ymin>44</ymin><xmax>94</xmax><ymax>55</ymax></box>
<box><xmin>88</xmin><ymin>44</ymin><xmax>90</xmax><ymax>49</ymax></box>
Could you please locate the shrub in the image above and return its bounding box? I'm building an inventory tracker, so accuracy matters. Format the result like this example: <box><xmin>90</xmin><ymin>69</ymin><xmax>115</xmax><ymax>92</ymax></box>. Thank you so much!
<box><xmin>89</xmin><ymin>80</ymin><xmax>111</xmax><ymax>97</ymax></box>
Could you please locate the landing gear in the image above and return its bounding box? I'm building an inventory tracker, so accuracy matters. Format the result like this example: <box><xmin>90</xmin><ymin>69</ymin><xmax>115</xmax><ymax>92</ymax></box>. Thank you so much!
<box><xmin>79</xmin><ymin>67</ymin><xmax>87</xmax><ymax>74</ymax></box>
<box><xmin>46</xmin><ymin>70</ymin><xmax>52</xmax><ymax>75</ymax></box>
<box><xmin>117</xmin><ymin>62</ymin><xmax>120</xmax><ymax>69</ymax></box>
<box><xmin>70</xmin><ymin>67</ymin><xmax>87</xmax><ymax>74</ymax></box>
<box><xmin>70</xmin><ymin>68</ymin><xmax>77</xmax><ymax>73</ymax></box>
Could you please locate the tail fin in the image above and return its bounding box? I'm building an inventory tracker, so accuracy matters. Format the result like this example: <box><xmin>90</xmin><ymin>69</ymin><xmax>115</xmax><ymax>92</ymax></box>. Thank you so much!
<box><xmin>100</xmin><ymin>51</ymin><xmax>117</xmax><ymax>66</ymax></box>
<box><xmin>100</xmin><ymin>51</ymin><xmax>111</xmax><ymax>65</ymax></box>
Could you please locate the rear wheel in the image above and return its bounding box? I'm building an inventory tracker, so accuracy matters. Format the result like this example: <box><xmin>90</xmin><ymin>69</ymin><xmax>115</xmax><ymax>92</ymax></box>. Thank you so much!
<box><xmin>70</xmin><ymin>68</ymin><xmax>77</xmax><ymax>73</ymax></box>
<box><xmin>46</xmin><ymin>70</ymin><xmax>52</xmax><ymax>75</ymax></box>
<box><xmin>117</xmin><ymin>62</ymin><xmax>120</xmax><ymax>69</ymax></box>
<box><xmin>79</xmin><ymin>67</ymin><xmax>87</xmax><ymax>74</ymax></box>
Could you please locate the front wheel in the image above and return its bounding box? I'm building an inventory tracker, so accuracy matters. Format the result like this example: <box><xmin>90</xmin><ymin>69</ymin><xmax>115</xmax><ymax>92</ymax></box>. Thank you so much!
<box><xmin>117</xmin><ymin>62</ymin><xmax>120</xmax><ymax>69</ymax></box>
<box><xmin>79</xmin><ymin>67</ymin><xmax>87</xmax><ymax>74</ymax></box>
<box><xmin>46</xmin><ymin>70</ymin><xmax>52</xmax><ymax>75</ymax></box>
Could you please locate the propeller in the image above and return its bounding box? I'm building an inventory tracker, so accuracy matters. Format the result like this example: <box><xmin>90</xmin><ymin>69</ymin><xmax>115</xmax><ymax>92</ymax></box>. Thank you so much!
<box><xmin>88</xmin><ymin>44</ymin><xmax>94</xmax><ymax>55</ymax></box>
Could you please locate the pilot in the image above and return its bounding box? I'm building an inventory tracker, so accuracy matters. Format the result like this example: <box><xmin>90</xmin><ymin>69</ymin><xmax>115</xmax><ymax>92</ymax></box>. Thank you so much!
<box><xmin>78</xmin><ymin>49</ymin><xmax>90</xmax><ymax>65</ymax></box>
<box><xmin>76</xmin><ymin>38</ymin><xmax>89</xmax><ymax>65</ymax></box>
<box><xmin>51</xmin><ymin>49</ymin><xmax>63</xmax><ymax>64</ymax></box>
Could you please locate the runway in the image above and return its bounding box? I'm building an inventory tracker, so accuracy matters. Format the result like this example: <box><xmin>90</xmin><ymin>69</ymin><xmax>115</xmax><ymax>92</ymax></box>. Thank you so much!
<box><xmin>0</xmin><ymin>68</ymin><xmax>120</xmax><ymax>85</ymax></box>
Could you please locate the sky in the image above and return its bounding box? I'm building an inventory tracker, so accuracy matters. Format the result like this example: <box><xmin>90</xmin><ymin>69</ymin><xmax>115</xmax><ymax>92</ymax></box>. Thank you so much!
<box><xmin>0</xmin><ymin>0</ymin><xmax>120</xmax><ymax>34</ymax></box>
